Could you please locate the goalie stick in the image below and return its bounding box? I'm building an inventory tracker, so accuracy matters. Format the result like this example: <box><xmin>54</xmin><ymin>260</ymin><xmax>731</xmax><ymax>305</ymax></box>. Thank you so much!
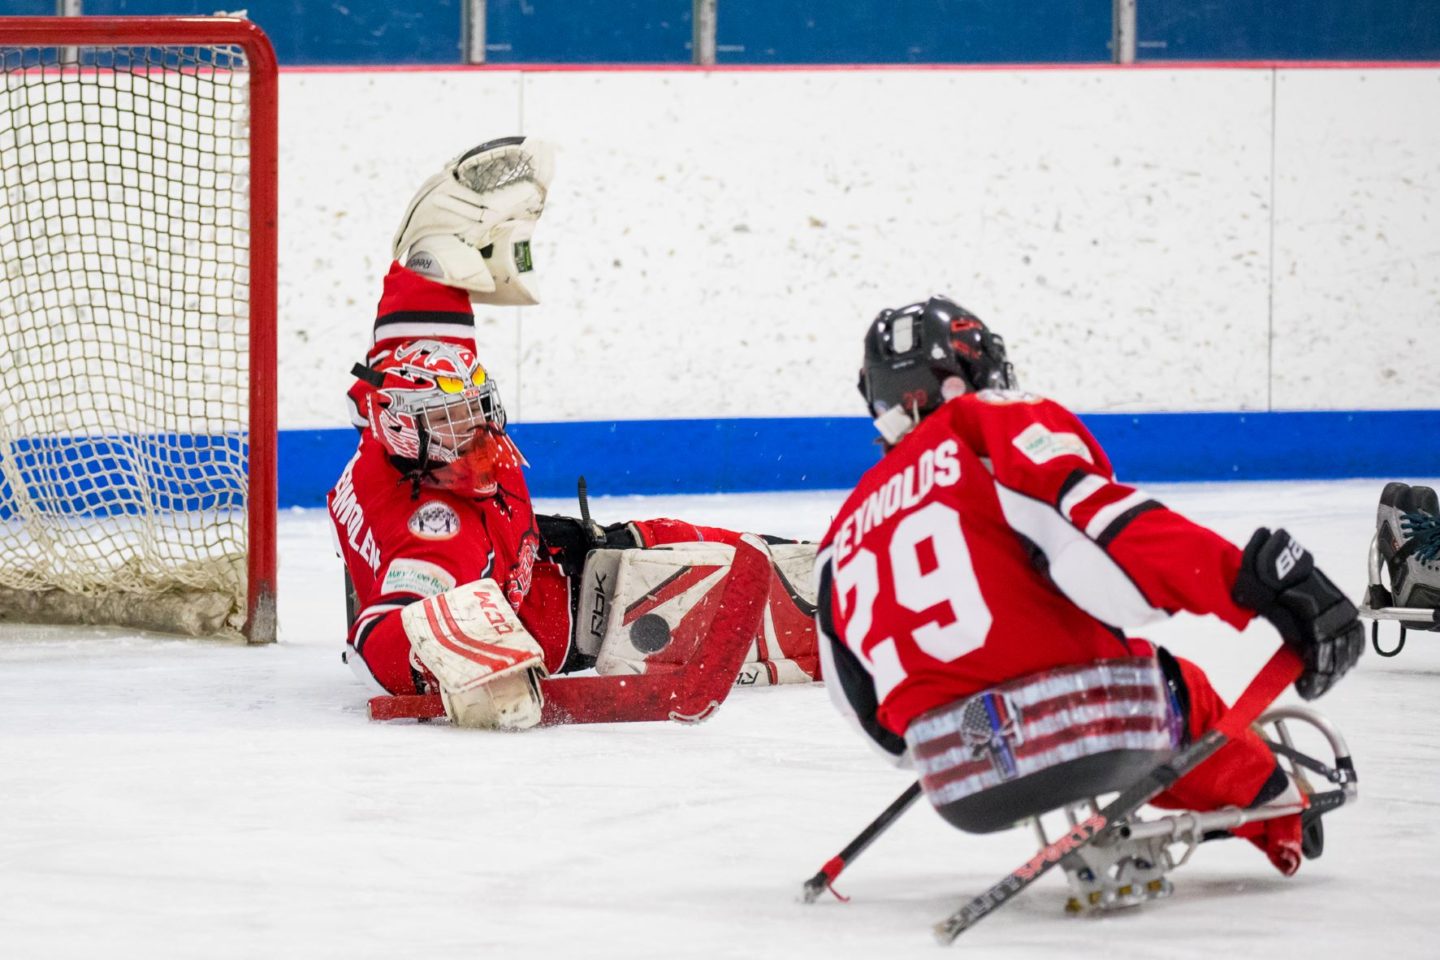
<box><xmin>933</xmin><ymin>645</ymin><xmax>1303</xmax><ymax>945</ymax></box>
<box><xmin>368</xmin><ymin>535</ymin><xmax>772</xmax><ymax>725</ymax></box>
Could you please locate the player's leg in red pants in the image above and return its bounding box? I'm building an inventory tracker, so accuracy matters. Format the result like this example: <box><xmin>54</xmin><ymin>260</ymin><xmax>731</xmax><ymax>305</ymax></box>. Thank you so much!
<box><xmin>1148</xmin><ymin>652</ymin><xmax>1305</xmax><ymax>875</ymax></box>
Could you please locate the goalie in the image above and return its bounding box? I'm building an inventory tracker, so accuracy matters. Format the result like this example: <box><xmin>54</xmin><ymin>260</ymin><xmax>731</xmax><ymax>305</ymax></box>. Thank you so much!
<box><xmin>327</xmin><ymin>138</ymin><xmax>819</xmax><ymax>730</ymax></box>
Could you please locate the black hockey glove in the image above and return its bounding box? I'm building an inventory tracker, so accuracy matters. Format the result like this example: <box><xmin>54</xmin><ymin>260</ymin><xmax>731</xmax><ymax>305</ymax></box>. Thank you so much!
<box><xmin>1231</xmin><ymin>527</ymin><xmax>1364</xmax><ymax>701</ymax></box>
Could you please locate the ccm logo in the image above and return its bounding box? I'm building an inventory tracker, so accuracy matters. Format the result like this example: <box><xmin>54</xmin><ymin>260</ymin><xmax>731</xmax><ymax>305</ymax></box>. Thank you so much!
<box><xmin>1275</xmin><ymin>539</ymin><xmax>1306</xmax><ymax>580</ymax></box>
<box><xmin>472</xmin><ymin>588</ymin><xmax>515</xmax><ymax>634</ymax></box>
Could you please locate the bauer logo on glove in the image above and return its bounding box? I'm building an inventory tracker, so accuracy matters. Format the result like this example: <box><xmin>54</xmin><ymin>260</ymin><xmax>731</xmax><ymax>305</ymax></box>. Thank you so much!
<box><xmin>1275</xmin><ymin>537</ymin><xmax>1307</xmax><ymax>580</ymax></box>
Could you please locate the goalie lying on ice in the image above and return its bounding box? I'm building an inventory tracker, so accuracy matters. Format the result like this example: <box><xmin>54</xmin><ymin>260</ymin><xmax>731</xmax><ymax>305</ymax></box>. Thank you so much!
<box><xmin>326</xmin><ymin>138</ymin><xmax>818</xmax><ymax>730</ymax></box>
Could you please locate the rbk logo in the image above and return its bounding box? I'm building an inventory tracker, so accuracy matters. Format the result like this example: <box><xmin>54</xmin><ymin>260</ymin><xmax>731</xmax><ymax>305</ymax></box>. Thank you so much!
<box><xmin>589</xmin><ymin>572</ymin><xmax>609</xmax><ymax>639</ymax></box>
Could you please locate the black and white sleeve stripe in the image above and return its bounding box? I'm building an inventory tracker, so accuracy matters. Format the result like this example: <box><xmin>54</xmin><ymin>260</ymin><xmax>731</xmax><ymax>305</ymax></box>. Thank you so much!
<box><xmin>1056</xmin><ymin>468</ymin><xmax>1165</xmax><ymax>547</ymax></box>
<box><xmin>371</xmin><ymin>310</ymin><xmax>475</xmax><ymax>351</ymax></box>
<box><xmin>995</xmin><ymin>479</ymin><xmax>1168</xmax><ymax>629</ymax></box>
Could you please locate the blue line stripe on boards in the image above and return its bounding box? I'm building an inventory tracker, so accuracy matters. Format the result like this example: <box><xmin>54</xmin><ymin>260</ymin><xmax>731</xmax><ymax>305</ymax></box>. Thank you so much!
<box><xmin>278</xmin><ymin>409</ymin><xmax>1440</xmax><ymax>507</ymax></box>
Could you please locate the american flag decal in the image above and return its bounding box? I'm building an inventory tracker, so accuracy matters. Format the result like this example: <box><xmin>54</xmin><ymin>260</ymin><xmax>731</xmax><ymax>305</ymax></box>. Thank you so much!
<box><xmin>906</xmin><ymin>658</ymin><xmax>1177</xmax><ymax>808</ymax></box>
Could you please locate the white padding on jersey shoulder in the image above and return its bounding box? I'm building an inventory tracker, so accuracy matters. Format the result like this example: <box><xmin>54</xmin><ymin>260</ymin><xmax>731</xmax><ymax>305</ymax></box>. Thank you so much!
<box><xmin>993</xmin><ymin>483</ymin><xmax>1164</xmax><ymax>630</ymax></box>
<box><xmin>400</xmin><ymin>578</ymin><xmax>548</xmax><ymax>729</ymax></box>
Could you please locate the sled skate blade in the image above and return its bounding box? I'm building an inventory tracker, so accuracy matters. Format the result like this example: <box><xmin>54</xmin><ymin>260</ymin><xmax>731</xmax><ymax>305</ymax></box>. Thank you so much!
<box><xmin>1040</xmin><ymin>806</ymin><xmax>1176</xmax><ymax>916</ymax></box>
<box><xmin>1061</xmin><ymin>838</ymin><xmax>1174</xmax><ymax>915</ymax></box>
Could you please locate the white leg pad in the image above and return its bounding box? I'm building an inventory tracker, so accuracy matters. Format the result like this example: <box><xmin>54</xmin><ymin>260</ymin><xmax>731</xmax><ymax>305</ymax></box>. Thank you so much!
<box><xmin>583</xmin><ymin>541</ymin><xmax>819</xmax><ymax>683</ymax></box>
<box><xmin>590</xmin><ymin>543</ymin><xmax>735</xmax><ymax>676</ymax></box>
<box><xmin>400</xmin><ymin>578</ymin><xmax>548</xmax><ymax>730</ymax></box>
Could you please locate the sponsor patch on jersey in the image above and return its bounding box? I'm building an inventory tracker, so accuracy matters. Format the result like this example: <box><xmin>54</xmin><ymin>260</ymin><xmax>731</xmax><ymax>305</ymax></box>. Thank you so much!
<box><xmin>1012</xmin><ymin>422</ymin><xmax>1094</xmax><ymax>465</ymax></box>
<box><xmin>408</xmin><ymin>500</ymin><xmax>462</xmax><ymax>540</ymax></box>
<box><xmin>381</xmin><ymin>558</ymin><xmax>457</xmax><ymax>598</ymax></box>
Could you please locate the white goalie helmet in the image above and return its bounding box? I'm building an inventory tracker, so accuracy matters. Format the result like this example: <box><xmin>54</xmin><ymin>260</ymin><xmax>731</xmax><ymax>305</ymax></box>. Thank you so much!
<box><xmin>392</xmin><ymin>136</ymin><xmax>556</xmax><ymax>305</ymax></box>
<box><xmin>355</xmin><ymin>339</ymin><xmax>520</xmax><ymax>497</ymax></box>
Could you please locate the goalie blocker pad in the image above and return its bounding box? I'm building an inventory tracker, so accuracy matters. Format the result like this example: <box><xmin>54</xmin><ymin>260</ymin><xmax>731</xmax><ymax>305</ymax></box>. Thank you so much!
<box><xmin>576</xmin><ymin>541</ymin><xmax>820</xmax><ymax>686</ymax></box>
<box><xmin>400</xmin><ymin>578</ymin><xmax>549</xmax><ymax>729</ymax></box>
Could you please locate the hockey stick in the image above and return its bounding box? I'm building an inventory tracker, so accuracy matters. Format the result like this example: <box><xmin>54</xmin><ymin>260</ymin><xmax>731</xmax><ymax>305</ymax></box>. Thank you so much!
<box><xmin>933</xmin><ymin>645</ymin><xmax>1303</xmax><ymax>945</ymax></box>
<box><xmin>801</xmin><ymin>780</ymin><xmax>923</xmax><ymax>903</ymax></box>
<box><xmin>369</xmin><ymin>535</ymin><xmax>772</xmax><ymax>725</ymax></box>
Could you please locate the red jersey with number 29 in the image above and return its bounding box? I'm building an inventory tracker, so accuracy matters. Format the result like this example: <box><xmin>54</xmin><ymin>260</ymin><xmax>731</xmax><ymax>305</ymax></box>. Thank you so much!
<box><xmin>815</xmin><ymin>390</ymin><xmax>1256</xmax><ymax>747</ymax></box>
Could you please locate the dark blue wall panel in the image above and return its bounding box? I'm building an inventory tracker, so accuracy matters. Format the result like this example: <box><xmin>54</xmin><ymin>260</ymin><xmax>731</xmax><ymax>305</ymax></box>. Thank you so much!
<box><xmin>82</xmin><ymin>0</ymin><xmax>463</xmax><ymax>65</ymax></box>
<box><xmin>7</xmin><ymin>1</ymin><xmax>59</xmax><ymax>15</ymax></box>
<box><xmin>1139</xmin><ymin>0</ymin><xmax>1440</xmax><ymax>60</ymax></box>
<box><xmin>278</xmin><ymin>410</ymin><xmax>1440</xmax><ymax>507</ymax></box>
<box><xmin>715</xmin><ymin>0</ymin><xmax>1111</xmax><ymax>63</ymax></box>
<box><xmin>2</xmin><ymin>410</ymin><xmax>1431</xmax><ymax>516</ymax></box>
<box><xmin>12</xmin><ymin>1</ymin><xmax>1439</xmax><ymax>64</ymax></box>
<box><xmin>486</xmin><ymin>0</ymin><xmax>693</xmax><ymax>63</ymax></box>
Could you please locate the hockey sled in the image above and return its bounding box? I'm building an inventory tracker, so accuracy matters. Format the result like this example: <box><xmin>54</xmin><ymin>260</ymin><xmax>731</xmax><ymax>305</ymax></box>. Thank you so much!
<box><xmin>1048</xmin><ymin>705</ymin><xmax>1355</xmax><ymax>915</ymax></box>
<box><xmin>802</xmin><ymin>657</ymin><xmax>1357</xmax><ymax>928</ymax></box>
<box><xmin>1358</xmin><ymin>530</ymin><xmax>1440</xmax><ymax>657</ymax></box>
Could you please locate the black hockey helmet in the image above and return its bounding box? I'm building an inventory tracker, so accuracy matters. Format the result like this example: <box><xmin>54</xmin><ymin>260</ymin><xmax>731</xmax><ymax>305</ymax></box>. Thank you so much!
<box><xmin>859</xmin><ymin>296</ymin><xmax>1015</xmax><ymax>423</ymax></box>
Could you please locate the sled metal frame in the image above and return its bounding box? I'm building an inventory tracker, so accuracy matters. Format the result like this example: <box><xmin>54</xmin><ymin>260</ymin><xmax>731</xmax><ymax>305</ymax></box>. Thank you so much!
<box><xmin>1040</xmin><ymin>705</ymin><xmax>1357</xmax><ymax>916</ymax></box>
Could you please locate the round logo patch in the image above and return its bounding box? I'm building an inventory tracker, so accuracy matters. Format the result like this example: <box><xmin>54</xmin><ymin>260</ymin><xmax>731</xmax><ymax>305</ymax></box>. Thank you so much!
<box><xmin>408</xmin><ymin>500</ymin><xmax>461</xmax><ymax>540</ymax></box>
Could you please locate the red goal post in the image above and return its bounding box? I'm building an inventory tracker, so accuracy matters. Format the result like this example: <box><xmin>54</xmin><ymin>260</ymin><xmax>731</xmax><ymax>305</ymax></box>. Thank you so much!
<box><xmin>0</xmin><ymin>18</ymin><xmax>277</xmax><ymax>642</ymax></box>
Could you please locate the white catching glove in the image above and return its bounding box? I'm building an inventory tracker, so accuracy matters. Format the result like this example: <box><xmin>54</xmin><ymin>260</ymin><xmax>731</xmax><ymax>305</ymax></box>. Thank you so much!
<box><xmin>392</xmin><ymin>136</ymin><xmax>556</xmax><ymax>305</ymax></box>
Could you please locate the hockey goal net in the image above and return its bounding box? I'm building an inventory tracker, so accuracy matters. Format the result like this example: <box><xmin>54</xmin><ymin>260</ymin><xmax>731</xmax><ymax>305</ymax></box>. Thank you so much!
<box><xmin>0</xmin><ymin>18</ymin><xmax>276</xmax><ymax>642</ymax></box>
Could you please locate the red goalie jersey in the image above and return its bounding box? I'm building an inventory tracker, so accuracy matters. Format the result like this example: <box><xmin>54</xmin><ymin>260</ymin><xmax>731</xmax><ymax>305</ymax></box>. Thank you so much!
<box><xmin>332</xmin><ymin>264</ymin><xmax>821</xmax><ymax>699</ymax></box>
<box><xmin>816</xmin><ymin>389</ymin><xmax>1256</xmax><ymax>747</ymax></box>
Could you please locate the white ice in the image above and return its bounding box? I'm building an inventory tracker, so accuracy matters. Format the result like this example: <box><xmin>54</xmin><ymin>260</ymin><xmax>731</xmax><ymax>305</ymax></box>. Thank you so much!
<box><xmin>2</xmin><ymin>480</ymin><xmax>1436</xmax><ymax>959</ymax></box>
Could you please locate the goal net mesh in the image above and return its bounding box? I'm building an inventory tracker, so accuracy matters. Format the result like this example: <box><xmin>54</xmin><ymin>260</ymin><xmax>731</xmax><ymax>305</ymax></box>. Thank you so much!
<box><xmin>0</xmin><ymin>41</ymin><xmax>254</xmax><ymax>638</ymax></box>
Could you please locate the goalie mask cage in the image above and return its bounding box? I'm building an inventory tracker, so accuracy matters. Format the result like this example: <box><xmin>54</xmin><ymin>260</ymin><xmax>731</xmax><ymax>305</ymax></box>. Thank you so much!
<box><xmin>0</xmin><ymin>18</ymin><xmax>277</xmax><ymax>643</ymax></box>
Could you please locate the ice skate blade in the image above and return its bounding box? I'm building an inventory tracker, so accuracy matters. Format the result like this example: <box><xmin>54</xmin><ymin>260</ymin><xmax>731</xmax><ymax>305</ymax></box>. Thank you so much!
<box><xmin>1064</xmin><ymin>877</ymin><xmax>1173</xmax><ymax>915</ymax></box>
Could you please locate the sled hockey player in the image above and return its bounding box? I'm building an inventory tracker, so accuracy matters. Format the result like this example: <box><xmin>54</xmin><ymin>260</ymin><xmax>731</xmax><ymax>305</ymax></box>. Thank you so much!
<box><xmin>811</xmin><ymin>295</ymin><xmax>1364</xmax><ymax>917</ymax></box>
<box><xmin>1359</xmin><ymin>481</ymin><xmax>1440</xmax><ymax>655</ymax></box>
<box><xmin>328</xmin><ymin>137</ymin><xmax>818</xmax><ymax>731</ymax></box>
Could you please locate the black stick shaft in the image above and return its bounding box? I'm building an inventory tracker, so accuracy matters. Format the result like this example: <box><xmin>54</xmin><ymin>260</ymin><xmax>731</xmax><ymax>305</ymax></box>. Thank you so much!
<box><xmin>801</xmin><ymin>781</ymin><xmax>923</xmax><ymax>902</ymax></box>
<box><xmin>577</xmin><ymin>475</ymin><xmax>593</xmax><ymax>530</ymax></box>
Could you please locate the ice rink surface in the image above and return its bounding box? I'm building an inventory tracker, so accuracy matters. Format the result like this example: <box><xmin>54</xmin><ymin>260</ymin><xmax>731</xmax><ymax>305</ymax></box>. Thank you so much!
<box><xmin>2</xmin><ymin>479</ymin><xmax>1437</xmax><ymax>959</ymax></box>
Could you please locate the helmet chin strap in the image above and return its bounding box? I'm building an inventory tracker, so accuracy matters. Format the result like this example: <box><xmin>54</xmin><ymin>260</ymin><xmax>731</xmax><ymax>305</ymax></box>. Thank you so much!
<box><xmin>873</xmin><ymin>404</ymin><xmax>919</xmax><ymax>445</ymax></box>
<box><xmin>873</xmin><ymin>376</ymin><xmax>974</xmax><ymax>445</ymax></box>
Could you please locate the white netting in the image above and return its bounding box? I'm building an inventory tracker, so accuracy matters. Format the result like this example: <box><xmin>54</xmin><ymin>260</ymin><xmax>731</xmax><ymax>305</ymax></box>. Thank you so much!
<box><xmin>0</xmin><ymin>42</ymin><xmax>253</xmax><ymax>638</ymax></box>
